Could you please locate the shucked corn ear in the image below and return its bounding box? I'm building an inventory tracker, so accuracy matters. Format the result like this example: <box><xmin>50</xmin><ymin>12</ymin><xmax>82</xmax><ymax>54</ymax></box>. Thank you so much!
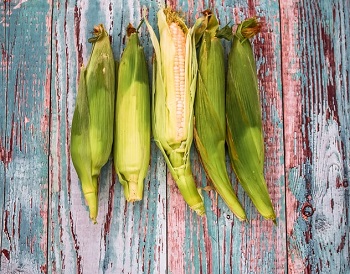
<box><xmin>226</xmin><ymin>18</ymin><xmax>276</xmax><ymax>222</ymax></box>
<box><xmin>145</xmin><ymin>8</ymin><xmax>205</xmax><ymax>215</ymax></box>
<box><xmin>193</xmin><ymin>10</ymin><xmax>246</xmax><ymax>221</ymax></box>
<box><xmin>70</xmin><ymin>24</ymin><xmax>115</xmax><ymax>223</ymax></box>
<box><xmin>114</xmin><ymin>24</ymin><xmax>151</xmax><ymax>202</ymax></box>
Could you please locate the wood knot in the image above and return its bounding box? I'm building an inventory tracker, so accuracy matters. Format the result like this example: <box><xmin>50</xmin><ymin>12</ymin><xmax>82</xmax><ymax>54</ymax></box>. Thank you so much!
<box><xmin>301</xmin><ymin>202</ymin><xmax>314</xmax><ymax>219</ymax></box>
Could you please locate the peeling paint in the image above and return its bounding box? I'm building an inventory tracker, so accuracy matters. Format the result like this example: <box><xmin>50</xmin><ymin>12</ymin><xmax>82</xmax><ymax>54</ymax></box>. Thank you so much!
<box><xmin>1</xmin><ymin>0</ymin><xmax>349</xmax><ymax>273</ymax></box>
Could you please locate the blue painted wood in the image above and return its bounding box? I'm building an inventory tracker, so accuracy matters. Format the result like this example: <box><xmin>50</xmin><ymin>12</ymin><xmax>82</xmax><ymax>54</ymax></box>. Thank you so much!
<box><xmin>216</xmin><ymin>1</ymin><xmax>287</xmax><ymax>273</ymax></box>
<box><xmin>49</xmin><ymin>1</ymin><xmax>167</xmax><ymax>273</ymax></box>
<box><xmin>0</xmin><ymin>0</ymin><xmax>7</xmax><ymax>262</ymax></box>
<box><xmin>0</xmin><ymin>0</ymin><xmax>349</xmax><ymax>273</ymax></box>
<box><xmin>162</xmin><ymin>1</ymin><xmax>287</xmax><ymax>273</ymax></box>
<box><xmin>281</xmin><ymin>0</ymin><xmax>350</xmax><ymax>273</ymax></box>
<box><xmin>0</xmin><ymin>0</ymin><xmax>52</xmax><ymax>273</ymax></box>
<box><xmin>49</xmin><ymin>0</ymin><xmax>83</xmax><ymax>272</ymax></box>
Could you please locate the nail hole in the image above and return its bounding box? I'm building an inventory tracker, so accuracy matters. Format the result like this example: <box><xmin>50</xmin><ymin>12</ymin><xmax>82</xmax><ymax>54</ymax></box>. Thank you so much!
<box><xmin>226</xmin><ymin>215</ymin><xmax>231</xmax><ymax>220</ymax></box>
<box><xmin>343</xmin><ymin>179</ymin><xmax>348</xmax><ymax>188</ymax></box>
<box><xmin>301</xmin><ymin>202</ymin><xmax>314</xmax><ymax>218</ymax></box>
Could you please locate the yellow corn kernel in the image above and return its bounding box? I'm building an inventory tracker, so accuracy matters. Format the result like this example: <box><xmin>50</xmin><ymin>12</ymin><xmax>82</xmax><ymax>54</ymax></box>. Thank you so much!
<box><xmin>146</xmin><ymin>8</ymin><xmax>205</xmax><ymax>215</ymax></box>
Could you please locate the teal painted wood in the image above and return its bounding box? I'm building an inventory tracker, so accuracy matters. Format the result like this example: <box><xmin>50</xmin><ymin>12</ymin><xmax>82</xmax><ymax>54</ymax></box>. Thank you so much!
<box><xmin>49</xmin><ymin>0</ymin><xmax>167</xmax><ymax>273</ymax></box>
<box><xmin>0</xmin><ymin>1</ymin><xmax>6</xmax><ymax>263</ymax></box>
<box><xmin>216</xmin><ymin>1</ymin><xmax>286</xmax><ymax>273</ymax></box>
<box><xmin>281</xmin><ymin>0</ymin><xmax>350</xmax><ymax>273</ymax></box>
<box><xmin>1</xmin><ymin>0</ymin><xmax>349</xmax><ymax>273</ymax></box>
<box><xmin>164</xmin><ymin>2</ymin><xmax>220</xmax><ymax>273</ymax></box>
<box><xmin>49</xmin><ymin>0</ymin><xmax>87</xmax><ymax>272</ymax></box>
<box><xmin>0</xmin><ymin>0</ymin><xmax>52</xmax><ymax>273</ymax></box>
<box><xmin>163</xmin><ymin>1</ymin><xmax>287</xmax><ymax>273</ymax></box>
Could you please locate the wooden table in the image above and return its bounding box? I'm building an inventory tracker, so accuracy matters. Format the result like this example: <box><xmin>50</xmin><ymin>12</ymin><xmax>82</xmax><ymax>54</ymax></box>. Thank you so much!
<box><xmin>1</xmin><ymin>0</ymin><xmax>349</xmax><ymax>273</ymax></box>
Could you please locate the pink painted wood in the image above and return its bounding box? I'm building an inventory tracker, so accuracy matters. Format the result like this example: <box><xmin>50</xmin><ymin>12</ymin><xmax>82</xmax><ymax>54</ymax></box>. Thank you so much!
<box><xmin>0</xmin><ymin>0</ymin><xmax>349</xmax><ymax>273</ymax></box>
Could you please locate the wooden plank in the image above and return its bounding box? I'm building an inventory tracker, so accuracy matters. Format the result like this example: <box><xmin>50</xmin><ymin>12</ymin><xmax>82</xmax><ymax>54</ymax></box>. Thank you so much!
<box><xmin>1</xmin><ymin>0</ymin><xmax>348</xmax><ymax>273</ymax></box>
<box><xmin>0</xmin><ymin>0</ymin><xmax>7</xmax><ymax>261</ymax></box>
<box><xmin>100</xmin><ymin>143</ymin><xmax>167</xmax><ymax>274</ymax></box>
<box><xmin>49</xmin><ymin>1</ymin><xmax>167</xmax><ymax>273</ymax></box>
<box><xmin>49</xmin><ymin>1</ymin><xmax>97</xmax><ymax>272</ymax></box>
<box><xmin>219</xmin><ymin>1</ymin><xmax>287</xmax><ymax>273</ymax></box>
<box><xmin>100</xmin><ymin>3</ymin><xmax>167</xmax><ymax>273</ymax></box>
<box><xmin>164</xmin><ymin>1</ymin><xmax>287</xmax><ymax>273</ymax></box>
<box><xmin>48</xmin><ymin>0</ymin><xmax>114</xmax><ymax>272</ymax></box>
<box><xmin>163</xmin><ymin>1</ymin><xmax>221</xmax><ymax>273</ymax></box>
<box><xmin>0</xmin><ymin>1</ymin><xmax>52</xmax><ymax>273</ymax></box>
<box><xmin>281</xmin><ymin>0</ymin><xmax>350</xmax><ymax>273</ymax></box>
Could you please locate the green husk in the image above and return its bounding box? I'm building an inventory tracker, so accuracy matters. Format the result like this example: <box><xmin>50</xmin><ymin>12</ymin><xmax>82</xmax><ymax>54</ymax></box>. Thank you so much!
<box><xmin>70</xmin><ymin>24</ymin><xmax>115</xmax><ymax>223</ymax></box>
<box><xmin>194</xmin><ymin>10</ymin><xmax>246</xmax><ymax>221</ymax></box>
<box><xmin>114</xmin><ymin>24</ymin><xmax>151</xmax><ymax>202</ymax></box>
<box><xmin>145</xmin><ymin>8</ymin><xmax>205</xmax><ymax>216</ymax></box>
<box><xmin>226</xmin><ymin>18</ymin><xmax>276</xmax><ymax>222</ymax></box>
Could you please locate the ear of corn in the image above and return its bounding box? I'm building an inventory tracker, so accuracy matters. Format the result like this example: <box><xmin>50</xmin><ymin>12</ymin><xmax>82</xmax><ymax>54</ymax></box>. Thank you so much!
<box><xmin>70</xmin><ymin>24</ymin><xmax>115</xmax><ymax>223</ymax></box>
<box><xmin>114</xmin><ymin>24</ymin><xmax>151</xmax><ymax>202</ymax></box>
<box><xmin>145</xmin><ymin>8</ymin><xmax>205</xmax><ymax>216</ymax></box>
<box><xmin>193</xmin><ymin>10</ymin><xmax>246</xmax><ymax>221</ymax></box>
<box><xmin>226</xmin><ymin>18</ymin><xmax>276</xmax><ymax>222</ymax></box>
<box><xmin>70</xmin><ymin>66</ymin><xmax>97</xmax><ymax>220</ymax></box>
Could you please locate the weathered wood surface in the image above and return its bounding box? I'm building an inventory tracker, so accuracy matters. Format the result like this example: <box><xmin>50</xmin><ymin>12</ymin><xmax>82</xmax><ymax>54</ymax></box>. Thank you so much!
<box><xmin>281</xmin><ymin>1</ymin><xmax>350</xmax><ymax>273</ymax></box>
<box><xmin>0</xmin><ymin>0</ymin><xmax>349</xmax><ymax>273</ymax></box>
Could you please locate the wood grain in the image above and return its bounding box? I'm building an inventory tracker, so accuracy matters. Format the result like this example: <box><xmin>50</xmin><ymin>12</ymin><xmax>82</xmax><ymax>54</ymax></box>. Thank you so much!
<box><xmin>228</xmin><ymin>1</ymin><xmax>286</xmax><ymax>273</ymax></box>
<box><xmin>164</xmin><ymin>0</ymin><xmax>287</xmax><ymax>273</ymax></box>
<box><xmin>0</xmin><ymin>1</ymin><xmax>52</xmax><ymax>273</ymax></box>
<box><xmin>0</xmin><ymin>0</ymin><xmax>7</xmax><ymax>259</ymax></box>
<box><xmin>164</xmin><ymin>2</ymin><xmax>219</xmax><ymax>274</ymax></box>
<box><xmin>281</xmin><ymin>0</ymin><xmax>350</xmax><ymax>273</ymax></box>
<box><xmin>49</xmin><ymin>1</ymin><xmax>167</xmax><ymax>273</ymax></box>
<box><xmin>0</xmin><ymin>0</ymin><xmax>349</xmax><ymax>273</ymax></box>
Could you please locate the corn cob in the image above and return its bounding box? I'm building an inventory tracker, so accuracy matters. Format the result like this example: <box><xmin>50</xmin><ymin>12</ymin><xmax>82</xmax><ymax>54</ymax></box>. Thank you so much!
<box><xmin>193</xmin><ymin>10</ymin><xmax>246</xmax><ymax>221</ymax></box>
<box><xmin>114</xmin><ymin>23</ymin><xmax>151</xmax><ymax>202</ymax></box>
<box><xmin>70</xmin><ymin>24</ymin><xmax>115</xmax><ymax>223</ymax></box>
<box><xmin>145</xmin><ymin>8</ymin><xmax>205</xmax><ymax>215</ymax></box>
<box><xmin>226</xmin><ymin>18</ymin><xmax>276</xmax><ymax>222</ymax></box>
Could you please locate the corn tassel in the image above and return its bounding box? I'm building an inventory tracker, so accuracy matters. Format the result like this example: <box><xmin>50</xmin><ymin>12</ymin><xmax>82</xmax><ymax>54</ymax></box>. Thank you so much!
<box><xmin>226</xmin><ymin>18</ymin><xmax>276</xmax><ymax>222</ymax></box>
<box><xmin>194</xmin><ymin>10</ymin><xmax>246</xmax><ymax>221</ymax></box>
<box><xmin>70</xmin><ymin>24</ymin><xmax>115</xmax><ymax>223</ymax></box>
<box><xmin>145</xmin><ymin>8</ymin><xmax>205</xmax><ymax>215</ymax></box>
<box><xmin>114</xmin><ymin>24</ymin><xmax>151</xmax><ymax>202</ymax></box>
